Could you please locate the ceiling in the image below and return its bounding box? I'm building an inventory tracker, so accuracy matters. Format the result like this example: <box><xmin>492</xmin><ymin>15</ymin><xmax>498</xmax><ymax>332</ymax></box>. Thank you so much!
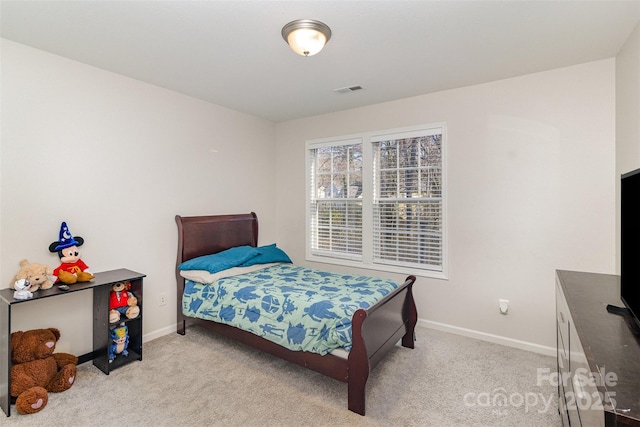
<box><xmin>2</xmin><ymin>1</ymin><xmax>639</xmax><ymax>122</ymax></box>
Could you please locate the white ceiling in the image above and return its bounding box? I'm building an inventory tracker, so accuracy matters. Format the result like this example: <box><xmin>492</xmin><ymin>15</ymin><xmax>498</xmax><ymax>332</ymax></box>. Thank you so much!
<box><xmin>2</xmin><ymin>1</ymin><xmax>639</xmax><ymax>122</ymax></box>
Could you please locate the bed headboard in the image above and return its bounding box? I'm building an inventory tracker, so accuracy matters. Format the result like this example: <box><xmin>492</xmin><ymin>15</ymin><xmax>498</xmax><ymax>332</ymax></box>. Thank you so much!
<box><xmin>175</xmin><ymin>212</ymin><xmax>258</xmax><ymax>334</ymax></box>
<box><xmin>175</xmin><ymin>212</ymin><xmax>259</xmax><ymax>265</ymax></box>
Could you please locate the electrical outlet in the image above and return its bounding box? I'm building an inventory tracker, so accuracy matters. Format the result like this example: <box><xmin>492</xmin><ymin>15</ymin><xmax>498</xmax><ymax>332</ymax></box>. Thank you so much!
<box><xmin>499</xmin><ymin>299</ymin><xmax>509</xmax><ymax>315</ymax></box>
<box><xmin>159</xmin><ymin>293</ymin><xmax>168</xmax><ymax>306</ymax></box>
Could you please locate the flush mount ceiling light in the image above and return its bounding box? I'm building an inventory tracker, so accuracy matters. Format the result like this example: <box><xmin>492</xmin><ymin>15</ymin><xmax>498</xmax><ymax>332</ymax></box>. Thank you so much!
<box><xmin>281</xmin><ymin>19</ymin><xmax>332</xmax><ymax>57</ymax></box>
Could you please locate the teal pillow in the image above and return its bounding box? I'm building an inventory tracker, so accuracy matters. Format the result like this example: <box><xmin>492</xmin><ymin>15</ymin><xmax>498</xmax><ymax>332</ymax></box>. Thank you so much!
<box><xmin>240</xmin><ymin>244</ymin><xmax>292</xmax><ymax>267</ymax></box>
<box><xmin>179</xmin><ymin>245</ymin><xmax>260</xmax><ymax>273</ymax></box>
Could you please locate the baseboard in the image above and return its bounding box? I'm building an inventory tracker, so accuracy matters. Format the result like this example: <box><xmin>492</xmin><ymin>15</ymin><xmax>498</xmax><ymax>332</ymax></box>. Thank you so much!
<box><xmin>143</xmin><ymin>324</ymin><xmax>176</xmax><ymax>343</ymax></box>
<box><xmin>418</xmin><ymin>319</ymin><xmax>556</xmax><ymax>357</ymax></box>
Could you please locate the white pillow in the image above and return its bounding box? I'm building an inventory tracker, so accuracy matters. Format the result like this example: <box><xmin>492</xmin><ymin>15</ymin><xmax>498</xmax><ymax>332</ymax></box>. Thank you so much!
<box><xmin>179</xmin><ymin>263</ymin><xmax>281</xmax><ymax>284</ymax></box>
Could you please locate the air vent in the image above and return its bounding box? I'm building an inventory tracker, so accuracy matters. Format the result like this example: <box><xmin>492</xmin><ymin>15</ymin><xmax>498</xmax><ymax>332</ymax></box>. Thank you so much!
<box><xmin>334</xmin><ymin>85</ymin><xmax>365</xmax><ymax>94</ymax></box>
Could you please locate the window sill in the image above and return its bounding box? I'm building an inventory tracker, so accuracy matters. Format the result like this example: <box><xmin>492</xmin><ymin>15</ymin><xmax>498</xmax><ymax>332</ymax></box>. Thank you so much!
<box><xmin>305</xmin><ymin>255</ymin><xmax>448</xmax><ymax>281</ymax></box>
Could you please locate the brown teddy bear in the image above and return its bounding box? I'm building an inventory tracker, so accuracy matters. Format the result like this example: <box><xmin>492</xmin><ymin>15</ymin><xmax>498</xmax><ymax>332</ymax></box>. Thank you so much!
<box><xmin>11</xmin><ymin>328</ymin><xmax>78</xmax><ymax>414</ymax></box>
<box><xmin>10</xmin><ymin>259</ymin><xmax>54</xmax><ymax>292</ymax></box>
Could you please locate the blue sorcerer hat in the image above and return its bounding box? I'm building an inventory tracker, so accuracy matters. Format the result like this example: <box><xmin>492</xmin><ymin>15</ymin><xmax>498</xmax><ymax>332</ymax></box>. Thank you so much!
<box><xmin>54</xmin><ymin>222</ymin><xmax>80</xmax><ymax>251</ymax></box>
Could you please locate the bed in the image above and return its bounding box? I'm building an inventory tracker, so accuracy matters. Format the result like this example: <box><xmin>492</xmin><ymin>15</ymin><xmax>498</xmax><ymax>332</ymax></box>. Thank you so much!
<box><xmin>175</xmin><ymin>212</ymin><xmax>418</xmax><ymax>415</ymax></box>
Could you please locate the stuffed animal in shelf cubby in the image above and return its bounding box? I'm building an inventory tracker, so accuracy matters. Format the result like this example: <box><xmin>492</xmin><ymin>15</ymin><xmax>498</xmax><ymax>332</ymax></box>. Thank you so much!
<box><xmin>48</xmin><ymin>221</ymin><xmax>95</xmax><ymax>285</ymax></box>
<box><xmin>109</xmin><ymin>324</ymin><xmax>129</xmax><ymax>362</ymax></box>
<box><xmin>109</xmin><ymin>281</ymin><xmax>140</xmax><ymax>323</ymax></box>
<box><xmin>10</xmin><ymin>327</ymin><xmax>78</xmax><ymax>414</ymax></box>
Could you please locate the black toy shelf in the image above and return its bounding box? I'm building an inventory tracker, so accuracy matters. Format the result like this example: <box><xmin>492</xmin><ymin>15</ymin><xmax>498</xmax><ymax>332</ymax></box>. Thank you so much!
<box><xmin>0</xmin><ymin>268</ymin><xmax>145</xmax><ymax>417</ymax></box>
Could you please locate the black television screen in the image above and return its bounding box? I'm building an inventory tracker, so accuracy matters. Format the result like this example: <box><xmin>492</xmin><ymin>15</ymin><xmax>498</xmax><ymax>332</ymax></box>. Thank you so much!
<box><xmin>621</xmin><ymin>167</ymin><xmax>640</xmax><ymax>329</ymax></box>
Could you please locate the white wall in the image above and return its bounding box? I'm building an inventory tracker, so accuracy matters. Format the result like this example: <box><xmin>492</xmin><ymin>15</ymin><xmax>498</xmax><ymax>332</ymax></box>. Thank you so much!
<box><xmin>275</xmin><ymin>59</ymin><xmax>617</xmax><ymax>353</ymax></box>
<box><xmin>1</xmin><ymin>38</ymin><xmax>620</xmax><ymax>357</ymax></box>
<box><xmin>616</xmin><ymin>23</ymin><xmax>640</xmax><ymax>268</ymax></box>
<box><xmin>0</xmin><ymin>39</ymin><xmax>277</xmax><ymax>355</ymax></box>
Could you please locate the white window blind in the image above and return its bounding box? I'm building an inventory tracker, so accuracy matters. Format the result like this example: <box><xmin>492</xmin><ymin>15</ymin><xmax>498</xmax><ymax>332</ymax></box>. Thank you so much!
<box><xmin>307</xmin><ymin>124</ymin><xmax>446</xmax><ymax>277</ymax></box>
<box><xmin>309</xmin><ymin>141</ymin><xmax>363</xmax><ymax>260</ymax></box>
<box><xmin>373</xmin><ymin>130</ymin><xmax>443</xmax><ymax>271</ymax></box>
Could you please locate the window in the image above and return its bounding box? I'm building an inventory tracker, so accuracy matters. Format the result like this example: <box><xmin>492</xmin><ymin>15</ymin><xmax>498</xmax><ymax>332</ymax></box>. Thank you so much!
<box><xmin>307</xmin><ymin>124</ymin><xmax>446</xmax><ymax>278</ymax></box>
<box><xmin>308</xmin><ymin>139</ymin><xmax>363</xmax><ymax>261</ymax></box>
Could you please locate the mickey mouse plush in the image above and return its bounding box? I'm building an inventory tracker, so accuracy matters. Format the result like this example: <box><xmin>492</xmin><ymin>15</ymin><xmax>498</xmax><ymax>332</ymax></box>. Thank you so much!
<box><xmin>48</xmin><ymin>222</ymin><xmax>95</xmax><ymax>285</ymax></box>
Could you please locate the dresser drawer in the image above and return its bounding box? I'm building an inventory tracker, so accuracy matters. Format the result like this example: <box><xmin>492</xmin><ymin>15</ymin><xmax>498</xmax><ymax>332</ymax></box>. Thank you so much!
<box><xmin>570</xmin><ymin>329</ymin><xmax>605</xmax><ymax>427</ymax></box>
<box><xmin>558</xmin><ymin>381</ymin><xmax>570</xmax><ymax>427</ymax></box>
<box><xmin>556</xmin><ymin>279</ymin><xmax>570</xmax><ymax>364</ymax></box>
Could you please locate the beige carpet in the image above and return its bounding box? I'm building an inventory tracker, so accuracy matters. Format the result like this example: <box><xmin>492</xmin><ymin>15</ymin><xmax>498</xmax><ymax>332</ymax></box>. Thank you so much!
<box><xmin>3</xmin><ymin>325</ymin><xmax>561</xmax><ymax>426</ymax></box>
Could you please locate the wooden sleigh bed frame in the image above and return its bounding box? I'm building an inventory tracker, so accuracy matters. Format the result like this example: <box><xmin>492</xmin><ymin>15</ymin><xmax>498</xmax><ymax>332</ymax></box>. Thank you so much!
<box><xmin>175</xmin><ymin>212</ymin><xmax>418</xmax><ymax>415</ymax></box>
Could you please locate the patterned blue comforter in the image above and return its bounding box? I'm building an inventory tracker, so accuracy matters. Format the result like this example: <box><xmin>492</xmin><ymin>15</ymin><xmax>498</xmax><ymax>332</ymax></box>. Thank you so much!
<box><xmin>182</xmin><ymin>264</ymin><xmax>399</xmax><ymax>355</ymax></box>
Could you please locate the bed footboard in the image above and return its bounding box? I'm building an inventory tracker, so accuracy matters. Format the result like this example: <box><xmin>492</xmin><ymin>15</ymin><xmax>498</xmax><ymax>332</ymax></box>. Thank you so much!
<box><xmin>347</xmin><ymin>275</ymin><xmax>417</xmax><ymax>415</ymax></box>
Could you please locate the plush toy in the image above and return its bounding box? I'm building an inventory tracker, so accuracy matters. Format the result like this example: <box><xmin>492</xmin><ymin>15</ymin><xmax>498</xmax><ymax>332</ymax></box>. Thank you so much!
<box><xmin>10</xmin><ymin>328</ymin><xmax>78</xmax><ymax>415</ymax></box>
<box><xmin>109</xmin><ymin>281</ymin><xmax>140</xmax><ymax>323</ymax></box>
<box><xmin>13</xmin><ymin>279</ymin><xmax>33</xmax><ymax>300</ymax></box>
<box><xmin>48</xmin><ymin>221</ymin><xmax>95</xmax><ymax>284</ymax></box>
<box><xmin>108</xmin><ymin>324</ymin><xmax>129</xmax><ymax>362</ymax></box>
<box><xmin>10</xmin><ymin>259</ymin><xmax>54</xmax><ymax>292</ymax></box>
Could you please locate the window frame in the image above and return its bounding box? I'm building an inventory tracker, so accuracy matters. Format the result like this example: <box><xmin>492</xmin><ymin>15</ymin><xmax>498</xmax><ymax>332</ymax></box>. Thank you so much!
<box><xmin>307</xmin><ymin>137</ymin><xmax>364</xmax><ymax>262</ymax></box>
<box><xmin>306</xmin><ymin>123</ymin><xmax>448</xmax><ymax>280</ymax></box>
